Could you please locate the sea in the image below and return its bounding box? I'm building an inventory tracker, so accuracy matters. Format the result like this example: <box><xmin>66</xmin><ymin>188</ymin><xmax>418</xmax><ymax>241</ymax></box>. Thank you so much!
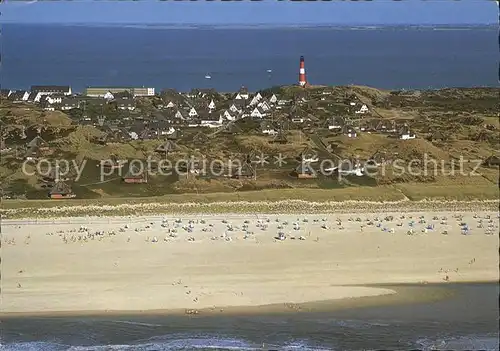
<box><xmin>1</xmin><ymin>24</ymin><xmax>499</xmax><ymax>92</ymax></box>
<box><xmin>1</xmin><ymin>283</ymin><xmax>499</xmax><ymax>351</ymax></box>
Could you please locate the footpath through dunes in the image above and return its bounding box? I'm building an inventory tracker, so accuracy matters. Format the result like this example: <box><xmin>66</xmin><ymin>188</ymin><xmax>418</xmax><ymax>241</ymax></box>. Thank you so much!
<box><xmin>1</xmin><ymin>210</ymin><xmax>498</xmax><ymax>314</ymax></box>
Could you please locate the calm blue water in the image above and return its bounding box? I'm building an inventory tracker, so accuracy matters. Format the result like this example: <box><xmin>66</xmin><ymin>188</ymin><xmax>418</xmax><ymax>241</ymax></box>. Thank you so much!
<box><xmin>1</xmin><ymin>24</ymin><xmax>498</xmax><ymax>92</ymax></box>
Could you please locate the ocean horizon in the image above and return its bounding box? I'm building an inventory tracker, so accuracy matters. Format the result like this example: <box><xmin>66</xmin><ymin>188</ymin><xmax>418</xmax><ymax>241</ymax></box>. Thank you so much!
<box><xmin>1</xmin><ymin>24</ymin><xmax>498</xmax><ymax>93</ymax></box>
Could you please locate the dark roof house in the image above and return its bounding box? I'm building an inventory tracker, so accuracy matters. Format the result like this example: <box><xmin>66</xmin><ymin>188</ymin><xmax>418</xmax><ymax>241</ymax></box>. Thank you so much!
<box><xmin>8</xmin><ymin>91</ymin><xmax>27</xmax><ymax>102</ymax></box>
<box><xmin>270</xmin><ymin>129</ymin><xmax>288</xmax><ymax>144</ymax></box>
<box><xmin>115</xmin><ymin>98</ymin><xmax>136</xmax><ymax>110</ymax></box>
<box><xmin>49</xmin><ymin>180</ymin><xmax>76</xmax><ymax>199</ymax></box>
<box><xmin>31</xmin><ymin>85</ymin><xmax>71</xmax><ymax>95</ymax></box>
<box><xmin>27</xmin><ymin>136</ymin><xmax>48</xmax><ymax>149</ymax></box>
<box><xmin>193</xmin><ymin>131</ymin><xmax>210</xmax><ymax>145</ymax></box>
<box><xmin>221</xmin><ymin>121</ymin><xmax>243</xmax><ymax>135</ymax></box>
<box><xmin>155</xmin><ymin>140</ymin><xmax>179</xmax><ymax>155</ymax></box>
<box><xmin>482</xmin><ymin>155</ymin><xmax>500</xmax><ymax>168</ymax></box>
<box><xmin>0</xmin><ymin>89</ymin><xmax>12</xmax><ymax>98</ymax></box>
<box><xmin>232</xmin><ymin>162</ymin><xmax>255</xmax><ymax>179</ymax></box>
<box><xmin>61</xmin><ymin>98</ymin><xmax>81</xmax><ymax>110</ymax></box>
<box><xmin>292</xmin><ymin>162</ymin><xmax>317</xmax><ymax>179</ymax></box>
<box><xmin>123</xmin><ymin>164</ymin><xmax>148</xmax><ymax>183</ymax></box>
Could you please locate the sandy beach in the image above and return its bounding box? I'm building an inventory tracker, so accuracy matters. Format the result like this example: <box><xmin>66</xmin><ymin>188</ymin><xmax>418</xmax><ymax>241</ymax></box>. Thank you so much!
<box><xmin>1</xmin><ymin>210</ymin><xmax>498</xmax><ymax>314</ymax></box>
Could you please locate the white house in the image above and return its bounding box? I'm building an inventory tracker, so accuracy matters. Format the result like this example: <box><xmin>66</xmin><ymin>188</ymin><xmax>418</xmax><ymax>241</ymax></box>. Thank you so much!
<box><xmin>31</xmin><ymin>85</ymin><xmax>72</xmax><ymax>96</ymax></box>
<box><xmin>42</xmin><ymin>104</ymin><xmax>55</xmax><ymax>111</ymax></box>
<box><xmin>133</xmin><ymin>87</ymin><xmax>155</xmax><ymax>97</ymax></box>
<box><xmin>116</xmin><ymin>99</ymin><xmax>136</xmax><ymax>111</ymax></box>
<box><xmin>328</xmin><ymin>116</ymin><xmax>344</xmax><ymax>130</ymax></box>
<box><xmin>258</xmin><ymin>100</ymin><xmax>271</xmax><ymax>112</ymax></box>
<box><xmin>249</xmin><ymin>93</ymin><xmax>262</xmax><ymax>106</ymax></box>
<box><xmin>103</xmin><ymin>91</ymin><xmax>114</xmax><ymax>100</ymax></box>
<box><xmin>375</xmin><ymin>120</ymin><xmax>397</xmax><ymax>133</ymax></box>
<box><xmin>291</xmin><ymin>117</ymin><xmax>304</xmax><ymax>124</ymax></box>
<box><xmin>60</xmin><ymin>98</ymin><xmax>80</xmax><ymax>110</ymax></box>
<box><xmin>222</xmin><ymin>110</ymin><xmax>236</xmax><ymax>121</ymax></box>
<box><xmin>355</xmin><ymin>104</ymin><xmax>369</xmax><ymax>114</ymax></box>
<box><xmin>229</xmin><ymin>101</ymin><xmax>244</xmax><ymax>113</ymax></box>
<box><xmin>45</xmin><ymin>95</ymin><xmax>62</xmax><ymax>104</ymax></box>
<box><xmin>261</xmin><ymin>125</ymin><xmax>277</xmax><ymax>135</ymax></box>
<box><xmin>400</xmin><ymin>132</ymin><xmax>416</xmax><ymax>140</ymax></box>
<box><xmin>21</xmin><ymin>91</ymin><xmax>31</xmax><ymax>101</ymax></box>
<box><xmin>399</xmin><ymin>126</ymin><xmax>416</xmax><ymax>140</ymax></box>
<box><xmin>327</xmin><ymin>161</ymin><xmax>365</xmax><ymax>176</ymax></box>
<box><xmin>343</xmin><ymin>126</ymin><xmax>357</xmax><ymax>138</ymax></box>
<box><xmin>200</xmin><ymin>114</ymin><xmax>224</xmax><ymax>128</ymax></box>
<box><xmin>188</xmin><ymin>107</ymin><xmax>198</xmax><ymax>118</ymax></box>
<box><xmin>250</xmin><ymin>107</ymin><xmax>266</xmax><ymax>118</ymax></box>
<box><xmin>269</xmin><ymin>94</ymin><xmax>278</xmax><ymax>104</ymax></box>
<box><xmin>237</xmin><ymin>86</ymin><xmax>249</xmax><ymax>100</ymax></box>
<box><xmin>27</xmin><ymin>91</ymin><xmax>46</xmax><ymax>102</ymax></box>
<box><xmin>166</xmin><ymin>101</ymin><xmax>176</xmax><ymax>108</ymax></box>
<box><xmin>235</xmin><ymin>93</ymin><xmax>243</xmax><ymax>100</ymax></box>
<box><xmin>175</xmin><ymin>110</ymin><xmax>187</xmax><ymax>120</ymax></box>
<box><xmin>0</xmin><ymin>89</ymin><xmax>13</xmax><ymax>98</ymax></box>
<box><xmin>7</xmin><ymin>90</ymin><xmax>27</xmax><ymax>103</ymax></box>
<box><xmin>25</xmin><ymin>91</ymin><xmax>38</xmax><ymax>103</ymax></box>
<box><xmin>249</xmin><ymin>96</ymin><xmax>259</xmax><ymax>106</ymax></box>
<box><xmin>208</xmin><ymin>99</ymin><xmax>216</xmax><ymax>110</ymax></box>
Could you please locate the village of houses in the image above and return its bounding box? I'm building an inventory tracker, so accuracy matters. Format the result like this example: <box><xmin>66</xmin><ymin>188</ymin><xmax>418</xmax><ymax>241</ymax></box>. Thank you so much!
<box><xmin>0</xmin><ymin>83</ymin><xmax>464</xmax><ymax>200</ymax></box>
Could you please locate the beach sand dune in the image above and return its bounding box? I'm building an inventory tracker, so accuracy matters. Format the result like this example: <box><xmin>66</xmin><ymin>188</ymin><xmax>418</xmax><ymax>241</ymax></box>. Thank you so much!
<box><xmin>1</xmin><ymin>211</ymin><xmax>498</xmax><ymax>314</ymax></box>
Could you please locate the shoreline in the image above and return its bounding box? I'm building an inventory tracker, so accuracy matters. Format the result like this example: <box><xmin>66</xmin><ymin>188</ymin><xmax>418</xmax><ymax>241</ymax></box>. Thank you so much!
<box><xmin>0</xmin><ymin>285</ymin><xmax>398</xmax><ymax>317</ymax></box>
<box><xmin>3</xmin><ymin>283</ymin><xmax>498</xmax><ymax>351</ymax></box>
<box><xmin>1</xmin><ymin>281</ymin><xmax>496</xmax><ymax>319</ymax></box>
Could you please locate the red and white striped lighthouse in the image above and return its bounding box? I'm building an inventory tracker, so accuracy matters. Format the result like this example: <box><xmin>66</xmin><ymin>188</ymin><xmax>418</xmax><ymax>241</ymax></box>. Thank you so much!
<box><xmin>298</xmin><ymin>56</ymin><xmax>307</xmax><ymax>87</ymax></box>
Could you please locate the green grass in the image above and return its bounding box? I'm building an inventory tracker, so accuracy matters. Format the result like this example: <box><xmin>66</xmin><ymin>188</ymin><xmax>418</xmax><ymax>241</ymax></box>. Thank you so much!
<box><xmin>2</xmin><ymin>187</ymin><xmax>404</xmax><ymax>218</ymax></box>
<box><xmin>1</xmin><ymin>186</ymin><xmax>405</xmax><ymax>210</ymax></box>
<box><xmin>395</xmin><ymin>184</ymin><xmax>499</xmax><ymax>201</ymax></box>
<box><xmin>2</xmin><ymin>185</ymin><xmax>498</xmax><ymax>219</ymax></box>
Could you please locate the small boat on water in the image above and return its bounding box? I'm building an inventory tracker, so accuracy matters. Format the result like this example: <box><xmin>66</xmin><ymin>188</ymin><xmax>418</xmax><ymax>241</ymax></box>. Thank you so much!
<box><xmin>267</xmin><ymin>69</ymin><xmax>272</xmax><ymax>73</ymax></box>
<box><xmin>205</xmin><ymin>73</ymin><xmax>212</xmax><ymax>79</ymax></box>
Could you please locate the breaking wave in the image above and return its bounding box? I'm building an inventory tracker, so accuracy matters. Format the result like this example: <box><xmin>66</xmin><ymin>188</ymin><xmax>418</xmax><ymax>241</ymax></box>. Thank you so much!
<box><xmin>2</xmin><ymin>334</ymin><xmax>499</xmax><ymax>351</ymax></box>
<box><xmin>0</xmin><ymin>336</ymin><xmax>333</xmax><ymax>351</ymax></box>
<box><xmin>415</xmin><ymin>334</ymin><xmax>499</xmax><ymax>351</ymax></box>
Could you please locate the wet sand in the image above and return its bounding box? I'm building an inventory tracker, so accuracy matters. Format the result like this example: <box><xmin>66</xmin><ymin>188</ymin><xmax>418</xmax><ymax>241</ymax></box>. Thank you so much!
<box><xmin>1</xmin><ymin>211</ymin><xmax>498</xmax><ymax>314</ymax></box>
<box><xmin>2</xmin><ymin>283</ymin><xmax>498</xmax><ymax>350</ymax></box>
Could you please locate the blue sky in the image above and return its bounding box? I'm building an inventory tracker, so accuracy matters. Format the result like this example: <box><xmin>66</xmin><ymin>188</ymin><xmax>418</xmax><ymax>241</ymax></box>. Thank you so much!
<box><xmin>2</xmin><ymin>0</ymin><xmax>498</xmax><ymax>25</ymax></box>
